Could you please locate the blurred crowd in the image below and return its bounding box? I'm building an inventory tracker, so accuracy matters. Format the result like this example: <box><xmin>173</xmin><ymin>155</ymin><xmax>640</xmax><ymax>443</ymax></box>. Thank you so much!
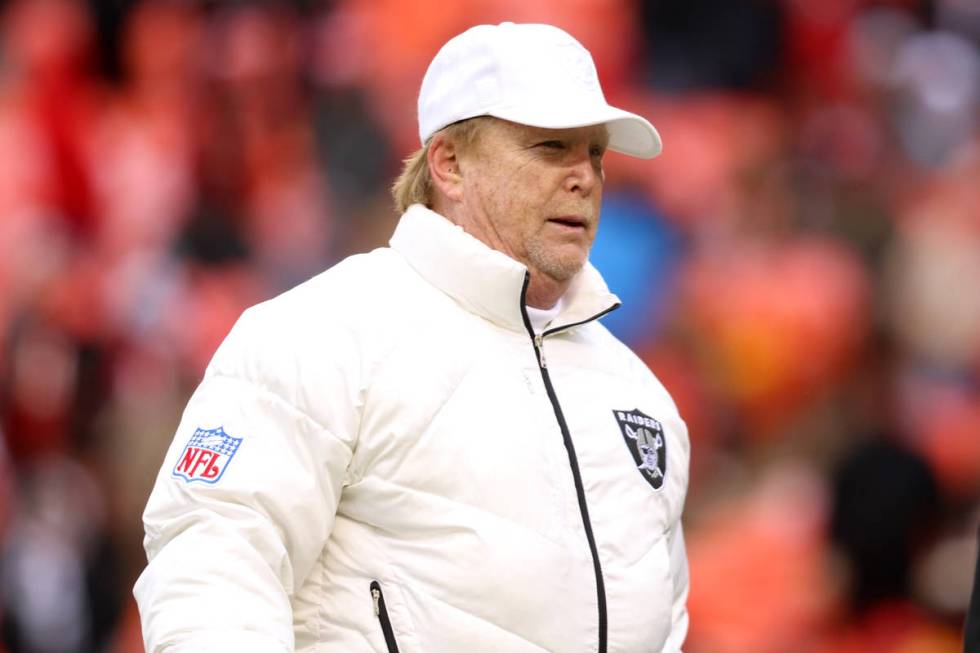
<box><xmin>0</xmin><ymin>0</ymin><xmax>978</xmax><ymax>651</ymax></box>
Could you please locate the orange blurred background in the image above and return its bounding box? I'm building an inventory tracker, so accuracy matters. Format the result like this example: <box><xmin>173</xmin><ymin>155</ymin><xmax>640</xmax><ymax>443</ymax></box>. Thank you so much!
<box><xmin>0</xmin><ymin>1</ymin><xmax>978</xmax><ymax>651</ymax></box>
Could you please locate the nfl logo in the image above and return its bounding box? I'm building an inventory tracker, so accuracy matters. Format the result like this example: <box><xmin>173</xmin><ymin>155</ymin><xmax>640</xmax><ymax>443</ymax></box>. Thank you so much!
<box><xmin>172</xmin><ymin>426</ymin><xmax>242</xmax><ymax>484</ymax></box>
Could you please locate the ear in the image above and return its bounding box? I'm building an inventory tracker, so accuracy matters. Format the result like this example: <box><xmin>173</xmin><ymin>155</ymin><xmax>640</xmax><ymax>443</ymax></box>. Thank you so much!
<box><xmin>427</xmin><ymin>133</ymin><xmax>465</xmax><ymax>204</ymax></box>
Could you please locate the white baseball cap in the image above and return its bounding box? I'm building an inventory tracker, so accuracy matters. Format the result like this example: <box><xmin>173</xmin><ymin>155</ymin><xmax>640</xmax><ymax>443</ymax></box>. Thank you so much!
<box><xmin>418</xmin><ymin>22</ymin><xmax>662</xmax><ymax>159</ymax></box>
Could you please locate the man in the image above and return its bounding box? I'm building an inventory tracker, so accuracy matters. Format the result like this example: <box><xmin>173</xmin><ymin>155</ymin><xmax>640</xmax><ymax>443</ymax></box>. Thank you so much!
<box><xmin>135</xmin><ymin>22</ymin><xmax>690</xmax><ymax>653</ymax></box>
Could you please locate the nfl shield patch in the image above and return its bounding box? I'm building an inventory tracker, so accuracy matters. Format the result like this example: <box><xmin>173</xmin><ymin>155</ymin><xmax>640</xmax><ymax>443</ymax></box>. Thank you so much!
<box><xmin>172</xmin><ymin>426</ymin><xmax>242</xmax><ymax>484</ymax></box>
<box><xmin>613</xmin><ymin>409</ymin><xmax>667</xmax><ymax>490</ymax></box>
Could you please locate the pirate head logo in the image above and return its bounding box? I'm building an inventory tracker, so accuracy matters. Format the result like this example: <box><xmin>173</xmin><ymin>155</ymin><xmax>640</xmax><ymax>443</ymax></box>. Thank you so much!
<box><xmin>613</xmin><ymin>409</ymin><xmax>667</xmax><ymax>490</ymax></box>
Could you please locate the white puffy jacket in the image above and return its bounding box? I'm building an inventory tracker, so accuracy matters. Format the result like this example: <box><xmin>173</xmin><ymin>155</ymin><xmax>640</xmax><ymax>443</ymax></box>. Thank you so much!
<box><xmin>135</xmin><ymin>204</ymin><xmax>690</xmax><ymax>653</ymax></box>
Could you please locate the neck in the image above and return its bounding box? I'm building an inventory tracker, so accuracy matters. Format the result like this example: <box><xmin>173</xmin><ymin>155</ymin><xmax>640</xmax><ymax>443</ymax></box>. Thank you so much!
<box><xmin>433</xmin><ymin>200</ymin><xmax>573</xmax><ymax>310</ymax></box>
<box><xmin>525</xmin><ymin>272</ymin><xmax>569</xmax><ymax>309</ymax></box>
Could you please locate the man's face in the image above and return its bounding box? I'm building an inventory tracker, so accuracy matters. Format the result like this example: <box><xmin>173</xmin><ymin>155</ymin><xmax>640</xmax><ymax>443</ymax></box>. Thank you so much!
<box><xmin>454</xmin><ymin>119</ymin><xmax>608</xmax><ymax>285</ymax></box>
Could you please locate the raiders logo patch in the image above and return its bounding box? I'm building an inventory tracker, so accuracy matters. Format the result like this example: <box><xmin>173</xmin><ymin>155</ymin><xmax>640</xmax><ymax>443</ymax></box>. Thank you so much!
<box><xmin>613</xmin><ymin>408</ymin><xmax>667</xmax><ymax>490</ymax></box>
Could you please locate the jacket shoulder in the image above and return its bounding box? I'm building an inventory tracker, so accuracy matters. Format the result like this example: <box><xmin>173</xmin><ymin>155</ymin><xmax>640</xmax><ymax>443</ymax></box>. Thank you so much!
<box><xmin>257</xmin><ymin>247</ymin><xmax>409</xmax><ymax>324</ymax></box>
<box><xmin>204</xmin><ymin>248</ymin><xmax>412</xmax><ymax>421</ymax></box>
<box><xmin>225</xmin><ymin>247</ymin><xmax>408</xmax><ymax>346</ymax></box>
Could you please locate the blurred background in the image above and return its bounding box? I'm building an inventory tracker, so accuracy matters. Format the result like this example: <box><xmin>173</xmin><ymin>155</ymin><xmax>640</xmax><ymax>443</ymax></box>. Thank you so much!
<box><xmin>0</xmin><ymin>0</ymin><xmax>978</xmax><ymax>651</ymax></box>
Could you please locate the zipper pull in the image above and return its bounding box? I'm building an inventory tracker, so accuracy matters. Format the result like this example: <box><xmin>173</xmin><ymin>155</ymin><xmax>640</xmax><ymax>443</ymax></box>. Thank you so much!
<box><xmin>372</xmin><ymin>587</ymin><xmax>381</xmax><ymax>616</ymax></box>
<box><xmin>534</xmin><ymin>333</ymin><xmax>547</xmax><ymax>368</ymax></box>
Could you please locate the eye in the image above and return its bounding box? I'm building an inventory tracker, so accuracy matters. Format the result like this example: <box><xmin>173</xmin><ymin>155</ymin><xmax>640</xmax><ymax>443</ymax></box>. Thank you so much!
<box><xmin>536</xmin><ymin>140</ymin><xmax>566</xmax><ymax>150</ymax></box>
<box><xmin>590</xmin><ymin>144</ymin><xmax>606</xmax><ymax>158</ymax></box>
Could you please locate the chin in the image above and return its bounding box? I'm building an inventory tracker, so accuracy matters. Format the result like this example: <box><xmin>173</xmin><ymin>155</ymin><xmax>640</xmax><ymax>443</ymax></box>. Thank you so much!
<box><xmin>538</xmin><ymin>257</ymin><xmax>587</xmax><ymax>283</ymax></box>
<box><xmin>527</xmin><ymin>241</ymin><xmax>589</xmax><ymax>283</ymax></box>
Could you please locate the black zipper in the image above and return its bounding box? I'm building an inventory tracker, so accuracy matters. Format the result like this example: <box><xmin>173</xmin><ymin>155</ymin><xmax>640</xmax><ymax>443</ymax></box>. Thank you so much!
<box><xmin>520</xmin><ymin>273</ymin><xmax>619</xmax><ymax>653</ymax></box>
<box><xmin>369</xmin><ymin>580</ymin><xmax>401</xmax><ymax>653</ymax></box>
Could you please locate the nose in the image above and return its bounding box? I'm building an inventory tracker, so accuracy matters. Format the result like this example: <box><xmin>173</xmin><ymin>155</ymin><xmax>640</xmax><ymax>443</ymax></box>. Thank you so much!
<box><xmin>564</xmin><ymin>144</ymin><xmax>603</xmax><ymax>197</ymax></box>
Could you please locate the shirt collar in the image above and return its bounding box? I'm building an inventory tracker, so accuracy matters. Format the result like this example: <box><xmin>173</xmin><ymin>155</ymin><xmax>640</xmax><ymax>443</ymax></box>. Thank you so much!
<box><xmin>389</xmin><ymin>204</ymin><xmax>620</xmax><ymax>333</ymax></box>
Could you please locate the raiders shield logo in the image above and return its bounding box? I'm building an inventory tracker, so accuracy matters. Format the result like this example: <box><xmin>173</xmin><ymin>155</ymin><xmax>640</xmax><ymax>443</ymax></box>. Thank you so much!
<box><xmin>613</xmin><ymin>409</ymin><xmax>667</xmax><ymax>490</ymax></box>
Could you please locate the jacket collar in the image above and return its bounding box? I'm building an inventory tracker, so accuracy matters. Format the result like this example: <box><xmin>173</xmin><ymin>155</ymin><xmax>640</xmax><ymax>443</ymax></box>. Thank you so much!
<box><xmin>390</xmin><ymin>204</ymin><xmax>620</xmax><ymax>333</ymax></box>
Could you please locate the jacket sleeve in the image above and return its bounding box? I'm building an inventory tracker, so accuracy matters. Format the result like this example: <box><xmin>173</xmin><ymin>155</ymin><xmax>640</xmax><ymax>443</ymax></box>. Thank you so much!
<box><xmin>134</xmin><ymin>304</ymin><xmax>362</xmax><ymax>652</ymax></box>
<box><xmin>662</xmin><ymin>520</ymin><xmax>690</xmax><ymax>653</ymax></box>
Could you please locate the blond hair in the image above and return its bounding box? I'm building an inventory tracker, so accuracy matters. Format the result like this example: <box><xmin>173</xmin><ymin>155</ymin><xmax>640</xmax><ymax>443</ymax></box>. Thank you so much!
<box><xmin>391</xmin><ymin>117</ymin><xmax>489</xmax><ymax>214</ymax></box>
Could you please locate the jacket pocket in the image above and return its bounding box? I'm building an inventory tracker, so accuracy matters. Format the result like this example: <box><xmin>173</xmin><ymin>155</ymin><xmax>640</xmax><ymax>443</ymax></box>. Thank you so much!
<box><xmin>370</xmin><ymin>580</ymin><xmax>401</xmax><ymax>653</ymax></box>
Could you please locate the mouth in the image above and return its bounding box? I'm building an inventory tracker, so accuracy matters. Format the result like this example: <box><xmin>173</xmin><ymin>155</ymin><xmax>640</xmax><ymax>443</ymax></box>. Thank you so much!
<box><xmin>547</xmin><ymin>216</ymin><xmax>589</xmax><ymax>230</ymax></box>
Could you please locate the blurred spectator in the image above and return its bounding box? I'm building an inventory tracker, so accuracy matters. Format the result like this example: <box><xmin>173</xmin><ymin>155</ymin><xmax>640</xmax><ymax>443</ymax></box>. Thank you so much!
<box><xmin>640</xmin><ymin>0</ymin><xmax>783</xmax><ymax>91</ymax></box>
<box><xmin>681</xmin><ymin>233</ymin><xmax>870</xmax><ymax>440</ymax></box>
<box><xmin>888</xmin><ymin>30</ymin><xmax>979</xmax><ymax>167</ymax></box>
<box><xmin>831</xmin><ymin>437</ymin><xmax>939</xmax><ymax>611</ymax></box>
<box><xmin>590</xmin><ymin>190</ymin><xmax>683</xmax><ymax>347</ymax></box>
<box><xmin>0</xmin><ymin>458</ymin><xmax>122</xmax><ymax>653</ymax></box>
<box><xmin>685</xmin><ymin>462</ymin><xmax>838</xmax><ymax>653</ymax></box>
<box><xmin>816</xmin><ymin>437</ymin><xmax>962</xmax><ymax>653</ymax></box>
<box><xmin>0</xmin><ymin>0</ymin><xmax>103</xmax><ymax>238</ymax></box>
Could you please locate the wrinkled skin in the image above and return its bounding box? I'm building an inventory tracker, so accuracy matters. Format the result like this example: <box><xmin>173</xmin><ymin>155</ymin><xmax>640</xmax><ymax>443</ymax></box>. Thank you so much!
<box><xmin>433</xmin><ymin>118</ymin><xmax>608</xmax><ymax>309</ymax></box>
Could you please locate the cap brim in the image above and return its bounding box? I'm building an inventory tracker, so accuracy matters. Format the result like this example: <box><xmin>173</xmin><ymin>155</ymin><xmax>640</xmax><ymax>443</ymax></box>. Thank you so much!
<box><xmin>488</xmin><ymin>103</ymin><xmax>662</xmax><ymax>159</ymax></box>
